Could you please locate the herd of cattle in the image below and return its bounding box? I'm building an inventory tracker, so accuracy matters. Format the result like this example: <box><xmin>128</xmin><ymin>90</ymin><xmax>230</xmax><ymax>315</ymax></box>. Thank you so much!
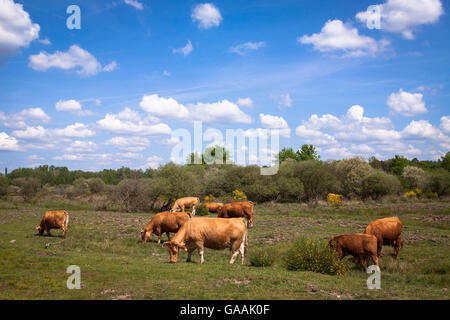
<box><xmin>34</xmin><ymin>196</ymin><xmax>403</xmax><ymax>268</ymax></box>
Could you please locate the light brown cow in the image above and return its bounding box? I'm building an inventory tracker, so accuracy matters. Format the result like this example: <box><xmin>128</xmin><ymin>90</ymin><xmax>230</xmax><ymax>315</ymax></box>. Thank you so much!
<box><xmin>217</xmin><ymin>201</ymin><xmax>254</xmax><ymax>228</ymax></box>
<box><xmin>141</xmin><ymin>211</ymin><xmax>191</xmax><ymax>244</ymax></box>
<box><xmin>164</xmin><ymin>217</ymin><xmax>248</xmax><ymax>264</ymax></box>
<box><xmin>35</xmin><ymin>210</ymin><xmax>69</xmax><ymax>238</ymax></box>
<box><xmin>364</xmin><ymin>216</ymin><xmax>403</xmax><ymax>259</ymax></box>
<box><xmin>170</xmin><ymin>197</ymin><xmax>200</xmax><ymax>215</ymax></box>
<box><xmin>204</xmin><ymin>202</ymin><xmax>223</xmax><ymax>214</ymax></box>
<box><xmin>329</xmin><ymin>234</ymin><xmax>379</xmax><ymax>267</ymax></box>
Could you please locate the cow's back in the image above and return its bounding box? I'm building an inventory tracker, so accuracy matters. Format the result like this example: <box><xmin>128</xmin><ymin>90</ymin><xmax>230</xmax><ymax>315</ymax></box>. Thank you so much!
<box><xmin>334</xmin><ymin>234</ymin><xmax>377</xmax><ymax>255</ymax></box>
<box><xmin>365</xmin><ymin>217</ymin><xmax>402</xmax><ymax>244</ymax></box>
<box><xmin>42</xmin><ymin>211</ymin><xmax>67</xmax><ymax>228</ymax></box>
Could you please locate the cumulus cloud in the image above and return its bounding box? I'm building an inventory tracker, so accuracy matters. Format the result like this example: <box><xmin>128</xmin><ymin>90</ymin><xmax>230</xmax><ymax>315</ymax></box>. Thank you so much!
<box><xmin>236</xmin><ymin>97</ymin><xmax>253</xmax><ymax>108</ymax></box>
<box><xmin>230</xmin><ymin>41</ymin><xmax>266</xmax><ymax>55</ymax></box>
<box><xmin>103</xmin><ymin>61</ymin><xmax>118</xmax><ymax>72</ymax></box>
<box><xmin>65</xmin><ymin>140</ymin><xmax>97</xmax><ymax>153</ymax></box>
<box><xmin>140</xmin><ymin>94</ymin><xmax>190</xmax><ymax>119</ymax></box>
<box><xmin>141</xmin><ymin>155</ymin><xmax>164</xmax><ymax>170</ymax></box>
<box><xmin>189</xmin><ymin>99</ymin><xmax>252</xmax><ymax>124</ymax></box>
<box><xmin>12</xmin><ymin>123</ymin><xmax>95</xmax><ymax>141</ymax></box>
<box><xmin>387</xmin><ymin>89</ymin><xmax>427</xmax><ymax>116</ymax></box>
<box><xmin>260</xmin><ymin>114</ymin><xmax>291</xmax><ymax>138</ymax></box>
<box><xmin>97</xmin><ymin>107</ymin><xmax>172</xmax><ymax>136</ymax></box>
<box><xmin>0</xmin><ymin>132</ymin><xmax>20</xmax><ymax>151</ymax></box>
<box><xmin>55</xmin><ymin>99</ymin><xmax>92</xmax><ymax>116</ymax></box>
<box><xmin>401</xmin><ymin>120</ymin><xmax>449</xmax><ymax>144</ymax></box>
<box><xmin>0</xmin><ymin>107</ymin><xmax>51</xmax><ymax>129</ymax></box>
<box><xmin>104</xmin><ymin>136</ymin><xmax>150</xmax><ymax>152</ymax></box>
<box><xmin>0</xmin><ymin>0</ymin><xmax>40</xmax><ymax>60</ymax></box>
<box><xmin>440</xmin><ymin>116</ymin><xmax>450</xmax><ymax>134</ymax></box>
<box><xmin>356</xmin><ymin>0</ymin><xmax>444</xmax><ymax>39</ymax></box>
<box><xmin>172</xmin><ymin>40</ymin><xmax>193</xmax><ymax>56</ymax></box>
<box><xmin>28</xmin><ymin>45</ymin><xmax>108</xmax><ymax>76</ymax></box>
<box><xmin>124</xmin><ymin>0</ymin><xmax>143</xmax><ymax>10</ymax></box>
<box><xmin>191</xmin><ymin>3</ymin><xmax>222</xmax><ymax>29</ymax></box>
<box><xmin>298</xmin><ymin>19</ymin><xmax>389</xmax><ymax>57</ymax></box>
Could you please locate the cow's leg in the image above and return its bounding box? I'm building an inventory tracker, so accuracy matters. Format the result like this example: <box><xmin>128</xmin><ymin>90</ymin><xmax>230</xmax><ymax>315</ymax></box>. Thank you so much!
<box><xmin>157</xmin><ymin>233</ymin><xmax>161</xmax><ymax>244</ymax></box>
<box><xmin>186</xmin><ymin>250</ymin><xmax>193</xmax><ymax>263</ymax></box>
<box><xmin>47</xmin><ymin>228</ymin><xmax>51</xmax><ymax>237</ymax></box>
<box><xmin>166</xmin><ymin>232</ymin><xmax>171</xmax><ymax>241</ymax></box>
<box><xmin>377</xmin><ymin>239</ymin><xmax>383</xmax><ymax>257</ymax></box>
<box><xmin>199</xmin><ymin>247</ymin><xmax>205</xmax><ymax>264</ymax></box>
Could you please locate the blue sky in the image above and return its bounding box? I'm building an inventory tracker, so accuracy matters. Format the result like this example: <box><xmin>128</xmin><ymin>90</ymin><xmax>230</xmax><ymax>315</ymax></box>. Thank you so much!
<box><xmin>0</xmin><ymin>0</ymin><xmax>449</xmax><ymax>171</ymax></box>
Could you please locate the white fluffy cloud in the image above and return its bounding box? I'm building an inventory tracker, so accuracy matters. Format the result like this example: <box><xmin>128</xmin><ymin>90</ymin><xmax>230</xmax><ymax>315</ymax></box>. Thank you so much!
<box><xmin>191</xmin><ymin>3</ymin><xmax>222</xmax><ymax>29</ymax></box>
<box><xmin>54</xmin><ymin>123</ymin><xmax>96</xmax><ymax>138</ymax></box>
<box><xmin>236</xmin><ymin>97</ymin><xmax>253</xmax><ymax>108</ymax></box>
<box><xmin>298</xmin><ymin>19</ymin><xmax>389</xmax><ymax>57</ymax></box>
<box><xmin>260</xmin><ymin>114</ymin><xmax>290</xmax><ymax>138</ymax></box>
<box><xmin>172</xmin><ymin>40</ymin><xmax>193</xmax><ymax>56</ymax></box>
<box><xmin>104</xmin><ymin>136</ymin><xmax>150</xmax><ymax>152</ymax></box>
<box><xmin>401</xmin><ymin>120</ymin><xmax>449</xmax><ymax>142</ymax></box>
<box><xmin>97</xmin><ymin>107</ymin><xmax>172</xmax><ymax>136</ymax></box>
<box><xmin>387</xmin><ymin>89</ymin><xmax>427</xmax><ymax>116</ymax></box>
<box><xmin>0</xmin><ymin>132</ymin><xmax>20</xmax><ymax>151</ymax></box>
<box><xmin>356</xmin><ymin>0</ymin><xmax>444</xmax><ymax>39</ymax></box>
<box><xmin>278</xmin><ymin>93</ymin><xmax>292</xmax><ymax>108</ymax></box>
<box><xmin>12</xmin><ymin>122</ymin><xmax>95</xmax><ymax>141</ymax></box>
<box><xmin>28</xmin><ymin>45</ymin><xmax>105</xmax><ymax>76</ymax></box>
<box><xmin>55</xmin><ymin>99</ymin><xmax>92</xmax><ymax>116</ymax></box>
<box><xmin>189</xmin><ymin>99</ymin><xmax>252</xmax><ymax>124</ymax></box>
<box><xmin>124</xmin><ymin>0</ymin><xmax>143</xmax><ymax>10</ymax></box>
<box><xmin>230</xmin><ymin>41</ymin><xmax>266</xmax><ymax>55</ymax></box>
<box><xmin>440</xmin><ymin>116</ymin><xmax>450</xmax><ymax>134</ymax></box>
<box><xmin>141</xmin><ymin>155</ymin><xmax>164</xmax><ymax>170</ymax></box>
<box><xmin>0</xmin><ymin>107</ymin><xmax>50</xmax><ymax>129</ymax></box>
<box><xmin>0</xmin><ymin>0</ymin><xmax>40</xmax><ymax>60</ymax></box>
<box><xmin>140</xmin><ymin>94</ymin><xmax>190</xmax><ymax>119</ymax></box>
<box><xmin>65</xmin><ymin>140</ymin><xmax>97</xmax><ymax>153</ymax></box>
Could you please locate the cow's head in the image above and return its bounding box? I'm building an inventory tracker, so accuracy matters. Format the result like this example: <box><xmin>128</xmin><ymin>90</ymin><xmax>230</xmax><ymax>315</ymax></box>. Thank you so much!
<box><xmin>35</xmin><ymin>225</ymin><xmax>43</xmax><ymax>235</ymax></box>
<box><xmin>140</xmin><ymin>229</ymin><xmax>150</xmax><ymax>243</ymax></box>
<box><xmin>163</xmin><ymin>241</ymin><xmax>187</xmax><ymax>263</ymax></box>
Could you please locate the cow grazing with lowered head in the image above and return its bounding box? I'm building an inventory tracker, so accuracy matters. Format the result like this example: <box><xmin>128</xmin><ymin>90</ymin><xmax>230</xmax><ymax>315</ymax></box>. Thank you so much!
<box><xmin>204</xmin><ymin>202</ymin><xmax>223</xmax><ymax>214</ymax></box>
<box><xmin>217</xmin><ymin>201</ymin><xmax>254</xmax><ymax>228</ymax></box>
<box><xmin>329</xmin><ymin>234</ymin><xmax>378</xmax><ymax>267</ymax></box>
<box><xmin>364</xmin><ymin>216</ymin><xmax>403</xmax><ymax>259</ymax></box>
<box><xmin>170</xmin><ymin>197</ymin><xmax>200</xmax><ymax>215</ymax></box>
<box><xmin>141</xmin><ymin>211</ymin><xmax>191</xmax><ymax>244</ymax></box>
<box><xmin>35</xmin><ymin>210</ymin><xmax>69</xmax><ymax>238</ymax></box>
<box><xmin>164</xmin><ymin>217</ymin><xmax>248</xmax><ymax>264</ymax></box>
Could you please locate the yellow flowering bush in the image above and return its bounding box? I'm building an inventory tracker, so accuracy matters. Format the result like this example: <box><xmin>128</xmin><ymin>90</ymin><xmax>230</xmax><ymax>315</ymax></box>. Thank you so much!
<box><xmin>327</xmin><ymin>193</ymin><xmax>343</xmax><ymax>206</ymax></box>
<box><xmin>405</xmin><ymin>191</ymin><xmax>417</xmax><ymax>199</ymax></box>
<box><xmin>232</xmin><ymin>190</ymin><xmax>247</xmax><ymax>201</ymax></box>
<box><xmin>204</xmin><ymin>194</ymin><xmax>216</xmax><ymax>202</ymax></box>
<box><xmin>415</xmin><ymin>188</ymin><xmax>422</xmax><ymax>198</ymax></box>
<box><xmin>283</xmin><ymin>238</ymin><xmax>349</xmax><ymax>276</ymax></box>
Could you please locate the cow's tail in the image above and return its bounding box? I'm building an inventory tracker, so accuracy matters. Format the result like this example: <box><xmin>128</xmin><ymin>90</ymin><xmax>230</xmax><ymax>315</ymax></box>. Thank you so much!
<box><xmin>244</xmin><ymin>230</ymin><xmax>248</xmax><ymax>255</ymax></box>
<box><xmin>63</xmin><ymin>211</ymin><xmax>69</xmax><ymax>237</ymax></box>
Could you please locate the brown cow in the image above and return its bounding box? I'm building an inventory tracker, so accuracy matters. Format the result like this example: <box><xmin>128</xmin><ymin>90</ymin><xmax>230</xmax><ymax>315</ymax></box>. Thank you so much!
<box><xmin>364</xmin><ymin>216</ymin><xmax>403</xmax><ymax>259</ymax></box>
<box><xmin>164</xmin><ymin>217</ymin><xmax>248</xmax><ymax>264</ymax></box>
<box><xmin>35</xmin><ymin>210</ymin><xmax>69</xmax><ymax>238</ymax></box>
<box><xmin>217</xmin><ymin>201</ymin><xmax>254</xmax><ymax>228</ymax></box>
<box><xmin>170</xmin><ymin>197</ymin><xmax>200</xmax><ymax>215</ymax></box>
<box><xmin>141</xmin><ymin>211</ymin><xmax>191</xmax><ymax>244</ymax></box>
<box><xmin>204</xmin><ymin>202</ymin><xmax>223</xmax><ymax>214</ymax></box>
<box><xmin>329</xmin><ymin>234</ymin><xmax>379</xmax><ymax>267</ymax></box>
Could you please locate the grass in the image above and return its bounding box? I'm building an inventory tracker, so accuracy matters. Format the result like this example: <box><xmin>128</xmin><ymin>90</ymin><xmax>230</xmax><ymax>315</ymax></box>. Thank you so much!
<box><xmin>0</xmin><ymin>200</ymin><xmax>449</xmax><ymax>300</ymax></box>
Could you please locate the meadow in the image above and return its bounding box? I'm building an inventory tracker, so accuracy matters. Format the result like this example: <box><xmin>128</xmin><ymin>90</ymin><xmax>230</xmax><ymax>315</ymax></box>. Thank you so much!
<box><xmin>0</xmin><ymin>199</ymin><xmax>449</xmax><ymax>300</ymax></box>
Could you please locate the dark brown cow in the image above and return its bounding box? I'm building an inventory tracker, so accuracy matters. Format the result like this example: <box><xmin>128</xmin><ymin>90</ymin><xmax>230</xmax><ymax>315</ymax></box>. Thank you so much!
<box><xmin>204</xmin><ymin>202</ymin><xmax>223</xmax><ymax>214</ymax></box>
<box><xmin>141</xmin><ymin>211</ymin><xmax>191</xmax><ymax>244</ymax></box>
<box><xmin>217</xmin><ymin>201</ymin><xmax>254</xmax><ymax>228</ymax></box>
<box><xmin>35</xmin><ymin>210</ymin><xmax>69</xmax><ymax>238</ymax></box>
<box><xmin>329</xmin><ymin>234</ymin><xmax>379</xmax><ymax>267</ymax></box>
<box><xmin>164</xmin><ymin>217</ymin><xmax>248</xmax><ymax>264</ymax></box>
<box><xmin>364</xmin><ymin>216</ymin><xmax>403</xmax><ymax>259</ymax></box>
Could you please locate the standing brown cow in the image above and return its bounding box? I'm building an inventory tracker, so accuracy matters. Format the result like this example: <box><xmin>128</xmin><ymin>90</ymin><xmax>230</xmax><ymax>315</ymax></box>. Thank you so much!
<box><xmin>217</xmin><ymin>201</ymin><xmax>254</xmax><ymax>228</ymax></box>
<box><xmin>329</xmin><ymin>234</ymin><xmax>379</xmax><ymax>267</ymax></box>
<box><xmin>141</xmin><ymin>211</ymin><xmax>191</xmax><ymax>244</ymax></box>
<box><xmin>35</xmin><ymin>210</ymin><xmax>69</xmax><ymax>238</ymax></box>
<box><xmin>204</xmin><ymin>202</ymin><xmax>223</xmax><ymax>214</ymax></box>
<box><xmin>170</xmin><ymin>197</ymin><xmax>200</xmax><ymax>215</ymax></box>
<box><xmin>364</xmin><ymin>216</ymin><xmax>403</xmax><ymax>259</ymax></box>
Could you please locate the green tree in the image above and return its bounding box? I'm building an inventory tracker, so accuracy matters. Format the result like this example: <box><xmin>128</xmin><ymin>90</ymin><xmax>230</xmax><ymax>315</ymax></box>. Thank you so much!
<box><xmin>187</xmin><ymin>146</ymin><xmax>231</xmax><ymax>165</ymax></box>
<box><xmin>0</xmin><ymin>175</ymin><xmax>8</xmax><ymax>197</ymax></box>
<box><xmin>296</xmin><ymin>144</ymin><xmax>320</xmax><ymax>161</ymax></box>
<box><xmin>389</xmin><ymin>155</ymin><xmax>409</xmax><ymax>175</ymax></box>
<box><xmin>441</xmin><ymin>151</ymin><xmax>450</xmax><ymax>172</ymax></box>
<box><xmin>277</xmin><ymin>147</ymin><xmax>298</xmax><ymax>163</ymax></box>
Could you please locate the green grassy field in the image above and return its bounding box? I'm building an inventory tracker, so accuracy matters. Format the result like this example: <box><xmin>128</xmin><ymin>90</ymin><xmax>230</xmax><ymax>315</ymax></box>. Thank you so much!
<box><xmin>0</xmin><ymin>200</ymin><xmax>449</xmax><ymax>300</ymax></box>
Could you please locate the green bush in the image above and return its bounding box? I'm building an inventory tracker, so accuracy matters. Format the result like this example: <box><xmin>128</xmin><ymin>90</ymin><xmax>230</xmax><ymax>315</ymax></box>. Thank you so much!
<box><xmin>194</xmin><ymin>203</ymin><xmax>210</xmax><ymax>216</ymax></box>
<box><xmin>426</xmin><ymin>169</ymin><xmax>450</xmax><ymax>196</ymax></box>
<box><xmin>0</xmin><ymin>175</ymin><xmax>8</xmax><ymax>197</ymax></box>
<box><xmin>335</xmin><ymin>157</ymin><xmax>374</xmax><ymax>198</ymax></box>
<box><xmin>362</xmin><ymin>171</ymin><xmax>401</xmax><ymax>200</ymax></box>
<box><xmin>249</xmin><ymin>247</ymin><xmax>276</xmax><ymax>267</ymax></box>
<box><xmin>283</xmin><ymin>238</ymin><xmax>349</xmax><ymax>276</ymax></box>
